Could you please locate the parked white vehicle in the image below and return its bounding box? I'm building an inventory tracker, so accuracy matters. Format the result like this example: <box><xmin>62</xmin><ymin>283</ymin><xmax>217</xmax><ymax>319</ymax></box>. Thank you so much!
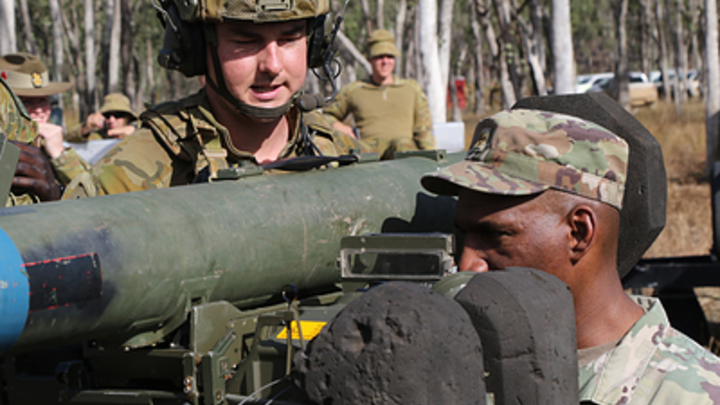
<box><xmin>575</xmin><ymin>72</ymin><xmax>614</xmax><ymax>93</ymax></box>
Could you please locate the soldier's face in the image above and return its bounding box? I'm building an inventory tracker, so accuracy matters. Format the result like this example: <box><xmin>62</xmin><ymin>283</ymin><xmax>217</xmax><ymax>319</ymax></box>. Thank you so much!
<box><xmin>370</xmin><ymin>54</ymin><xmax>395</xmax><ymax>83</ymax></box>
<box><xmin>455</xmin><ymin>189</ymin><xmax>572</xmax><ymax>283</ymax></box>
<box><xmin>209</xmin><ymin>20</ymin><xmax>308</xmax><ymax>111</ymax></box>
<box><xmin>19</xmin><ymin>96</ymin><xmax>51</xmax><ymax>124</ymax></box>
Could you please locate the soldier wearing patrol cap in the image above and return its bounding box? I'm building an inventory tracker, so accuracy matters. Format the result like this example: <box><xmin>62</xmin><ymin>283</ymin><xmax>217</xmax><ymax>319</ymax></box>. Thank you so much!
<box><xmin>65</xmin><ymin>93</ymin><xmax>139</xmax><ymax>142</ymax></box>
<box><xmin>421</xmin><ymin>109</ymin><xmax>720</xmax><ymax>403</ymax></box>
<box><xmin>322</xmin><ymin>29</ymin><xmax>435</xmax><ymax>159</ymax></box>
<box><xmin>62</xmin><ymin>0</ymin><xmax>367</xmax><ymax>198</ymax></box>
<box><xmin>0</xmin><ymin>53</ymin><xmax>89</xmax><ymax>190</ymax></box>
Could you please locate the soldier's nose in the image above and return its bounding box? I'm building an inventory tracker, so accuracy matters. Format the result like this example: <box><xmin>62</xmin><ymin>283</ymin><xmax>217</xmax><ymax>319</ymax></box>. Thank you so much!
<box><xmin>458</xmin><ymin>246</ymin><xmax>489</xmax><ymax>273</ymax></box>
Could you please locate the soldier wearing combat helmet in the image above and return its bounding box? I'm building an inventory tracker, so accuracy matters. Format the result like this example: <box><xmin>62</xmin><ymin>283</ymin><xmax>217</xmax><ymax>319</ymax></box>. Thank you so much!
<box><xmin>63</xmin><ymin>0</ymin><xmax>366</xmax><ymax>198</ymax></box>
<box><xmin>422</xmin><ymin>109</ymin><xmax>720</xmax><ymax>403</ymax></box>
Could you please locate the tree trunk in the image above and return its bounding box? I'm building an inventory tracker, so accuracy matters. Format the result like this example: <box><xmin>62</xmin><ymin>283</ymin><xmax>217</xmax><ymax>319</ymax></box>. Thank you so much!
<box><xmin>665</xmin><ymin>0</ymin><xmax>682</xmax><ymax>113</ymax></box>
<box><xmin>657</xmin><ymin>0</ymin><xmax>672</xmax><ymax>102</ymax></box>
<box><xmin>121</xmin><ymin>0</ymin><xmax>135</xmax><ymax>103</ymax></box>
<box><xmin>531</xmin><ymin>0</ymin><xmax>546</xmax><ymax>74</ymax></box>
<box><xmin>337</xmin><ymin>31</ymin><xmax>372</xmax><ymax>77</ymax></box>
<box><xmin>146</xmin><ymin>38</ymin><xmax>156</xmax><ymax>105</ymax></box>
<box><xmin>360</xmin><ymin>0</ymin><xmax>373</xmax><ymax>35</ymax></box>
<box><xmin>63</xmin><ymin>0</ymin><xmax>84</xmax><ymax>119</ymax></box>
<box><xmin>85</xmin><ymin>0</ymin><xmax>98</xmax><ymax>113</ymax></box>
<box><xmin>419</xmin><ymin>0</ymin><xmax>446</xmax><ymax>123</ymax></box>
<box><xmin>49</xmin><ymin>0</ymin><xmax>65</xmax><ymax>112</ymax></box>
<box><xmin>612</xmin><ymin>0</ymin><xmax>630</xmax><ymax>108</ymax></box>
<box><xmin>107</xmin><ymin>0</ymin><xmax>121</xmax><ymax>94</ymax></box>
<box><xmin>639</xmin><ymin>0</ymin><xmax>652</xmax><ymax>77</ymax></box>
<box><xmin>0</xmin><ymin>0</ymin><xmax>16</xmax><ymax>55</ymax></box>
<box><xmin>676</xmin><ymin>0</ymin><xmax>688</xmax><ymax>105</ymax></box>
<box><xmin>18</xmin><ymin>0</ymin><xmax>37</xmax><ymax>55</ymax></box>
<box><xmin>470</xmin><ymin>0</ymin><xmax>485</xmax><ymax>114</ymax></box>
<box><xmin>551</xmin><ymin>0</ymin><xmax>574</xmax><ymax>94</ymax></box>
<box><xmin>492</xmin><ymin>0</ymin><xmax>522</xmax><ymax>101</ymax></box>
<box><xmin>706</xmin><ymin>0</ymin><xmax>719</xmax><ymax>175</ymax></box>
<box><xmin>376</xmin><ymin>0</ymin><xmax>384</xmax><ymax>30</ymax></box>
<box><xmin>476</xmin><ymin>0</ymin><xmax>515</xmax><ymax>108</ymax></box>
<box><xmin>394</xmin><ymin>0</ymin><xmax>407</xmax><ymax>75</ymax></box>
<box><xmin>450</xmin><ymin>44</ymin><xmax>466</xmax><ymax>122</ymax></box>
<box><xmin>690</xmin><ymin>0</ymin><xmax>703</xmax><ymax>95</ymax></box>
<box><xmin>518</xmin><ymin>15</ymin><xmax>547</xmax><ymax>96</ymax></box>
<box><xmin>438</xmin><ymin>0</ymin><xmax>455</xmax><ymax>94</ymax></box>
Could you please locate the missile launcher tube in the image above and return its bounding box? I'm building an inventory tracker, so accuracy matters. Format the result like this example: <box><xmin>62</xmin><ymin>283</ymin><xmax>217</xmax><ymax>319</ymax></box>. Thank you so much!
<box><xmin>0</xmin><ymin>154</ymin><xmax>460</xmax><ymax>355</ymax></box>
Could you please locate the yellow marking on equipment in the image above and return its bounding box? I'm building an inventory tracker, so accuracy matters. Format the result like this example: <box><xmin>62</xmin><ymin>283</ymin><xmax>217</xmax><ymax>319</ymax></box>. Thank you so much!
<box><xmin>276</xmin><ymin>321</ymin><xmax>326</xmax><ymax>340</ymax></box>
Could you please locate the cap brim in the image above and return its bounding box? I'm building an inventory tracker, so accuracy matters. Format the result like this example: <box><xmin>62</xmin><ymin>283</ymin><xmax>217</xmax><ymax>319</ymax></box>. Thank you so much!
<box><xmin>421</xmin><ymin>160</ymin><xmax>549</xmax><ymax>197</ymax></box>
<box><xmin>12</xmin><ymin>81</ymin><xmax>72</xmax><ymax>97</ymax></box>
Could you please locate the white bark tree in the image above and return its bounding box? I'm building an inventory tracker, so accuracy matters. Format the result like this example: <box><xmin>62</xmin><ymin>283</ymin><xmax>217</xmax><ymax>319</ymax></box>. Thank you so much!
<box><xmin>107</xmin><ymin>0</ymin><xmax>122</xmax><ymax>94</ymax></box>
<box><xmin>470</xmin><ymin>0</ymin><xmax>485</xmax><ymax>114</ymax></box>
<box><xmin>18</xmin><ymin>0</ymin><xmax>37</xmax><ymax>55</ymax></box>
<box><xmin>612</xmin><ymin>0</ymin><xmax>630</xmax><ymax>108</ymax></box>
<box><xmin>85</xmin><ymin>0</ymin><xmax>98</xmax><ymax>113</ymax></box>
<box><xmin>418</xmin><ymin>0</ymin><xmax>446</xmax><ymax>124</ymax></box>
<box><xmin>438</xmin><ymin>0</ymin><xmax>455</xmax><ymax>97</ymax></box>
<box><xmin>337</xmin><ymin>31</ymin><xmax>372</xmax><ymax>77</ymax></box>
<box><xmin>394</xmin><ymin>0</ymin><xmax>407</xmax><ymax>75</ymax></box>
<box><xmin>706</xmin><ymin>0</ymin><xmax>719</xmax><ymax>175</ymax></box>
<box><xmin>551</xmin><ymin>0</ymin><xmax>574</xmax><ymax>94</ymax></box>
<box><xmin>476</xmin><ymin>0</ymin><xmax>515</xmax><ymax>108</ymax></box>
<box><xmin>657</xmin><ymin>0</ymin><xmax>672</xmax><ymax>102</ymax></box>
<box><xmin>0</xmin><ymin>0</ymin><xmax>16</xmax><ymax>55</ymax></box>
<box><xmin>49</xmin><ymin>0</ymin><xmax>64</xmax><ymax>111</ymax></box>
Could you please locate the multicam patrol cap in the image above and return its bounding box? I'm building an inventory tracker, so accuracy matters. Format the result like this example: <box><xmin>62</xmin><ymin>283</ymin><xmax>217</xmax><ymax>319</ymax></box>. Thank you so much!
<box><xmin>367</xmin><ymin>29</ymin><xmax>400</xmax><ymax>58</ymax></box>
<box><xmin>421</xmin><ymin>109</ymin><xmax>629</xmax><ymax>209</ymax></box>
<box><xmin>0</xmin><ymin>53</ymin><xmax>72</xmax><ymax>97</ymax></box>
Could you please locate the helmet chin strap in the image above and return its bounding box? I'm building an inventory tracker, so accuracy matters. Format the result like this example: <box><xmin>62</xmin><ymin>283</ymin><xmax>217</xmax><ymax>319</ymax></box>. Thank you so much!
<box><xmin>205</xmin><ymin>26</ymin><xmax>294</xmax><ymax>120</ymax></box>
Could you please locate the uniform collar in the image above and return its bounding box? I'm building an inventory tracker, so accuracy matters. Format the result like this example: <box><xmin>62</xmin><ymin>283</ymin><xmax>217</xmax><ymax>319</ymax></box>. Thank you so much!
<box><xmin>578</xmin><ymin>296</ymin><xmax>667</xmax><ymax>404</ymax></box>
<box><xmin>361</xmin><ymin>75</ymin><xmax>404</xmax><ymax>88</ymax></box>
<box><xmin>193</xmin><ymin>89</ymin><xmax>300</xmax><ymax>163</ymax></box>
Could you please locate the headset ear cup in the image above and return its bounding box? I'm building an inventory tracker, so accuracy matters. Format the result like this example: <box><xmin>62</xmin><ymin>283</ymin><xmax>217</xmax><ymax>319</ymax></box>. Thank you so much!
<box><xmin>307</xmin><ymin>15</ymin><xmax>327</xmax><ymax>69</ymax></box>
<box><xmin>157</xmin><ymin>4</ymin><xmax>207</xmax><ymax>77</ymax></box>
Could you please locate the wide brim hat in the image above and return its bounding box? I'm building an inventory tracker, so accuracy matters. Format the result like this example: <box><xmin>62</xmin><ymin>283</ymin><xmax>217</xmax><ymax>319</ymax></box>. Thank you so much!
<box><xmin>422</xmin><ymin>109</ymin><xmax>628</xmax><ymax>210</ymax></box>
<box><xmin>99</xmin><ymin>93</ymin><xmax>137</xmax><ymax>120</ymax></box>
<box><xmin>0</xmin><ymin>53</ymin><xmax>72</xmax><ymax>97</ymax></box>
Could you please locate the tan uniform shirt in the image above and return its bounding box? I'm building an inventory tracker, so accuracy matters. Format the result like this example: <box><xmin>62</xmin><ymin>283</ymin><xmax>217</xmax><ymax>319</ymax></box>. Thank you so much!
<box><xmin>322</xmin><ymin>76</ymin><xmax>435</xmax><ymax>157</ymax></box>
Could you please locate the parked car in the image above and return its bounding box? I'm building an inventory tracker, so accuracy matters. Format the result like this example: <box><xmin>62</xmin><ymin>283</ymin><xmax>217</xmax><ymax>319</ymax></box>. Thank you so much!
<box><xmin>651</xmin><ymin>69</ymin><xmax>702</xmax><ymax>98</ymax></box>
<box><xmin>588</xmin><ymin>72</ymin><xmax>658</xmax><ymax>107</ymax></box>
<box><xmin>576</xmin><ymin>72</ymin><xmax>614</xmax><ymax>93</ymax></box>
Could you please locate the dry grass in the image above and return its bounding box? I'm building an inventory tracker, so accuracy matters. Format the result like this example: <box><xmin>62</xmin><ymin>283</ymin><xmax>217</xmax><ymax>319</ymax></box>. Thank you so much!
<box><xmin>634</xmin><ymin>99</ymin><xmax>713</xmax><ymax>258</ymax></box>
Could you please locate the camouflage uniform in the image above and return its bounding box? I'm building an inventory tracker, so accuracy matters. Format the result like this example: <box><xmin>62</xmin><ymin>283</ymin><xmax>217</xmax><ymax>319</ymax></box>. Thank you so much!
<box><xmin>63</xmin><ymin>89</ymin><xmax>366</xmax><ymax>197</ymax></box>
<box><xmin>322</xmin><ymin>76</ymin><xmax>435</xmax><ymax>158</ymax></box>
<box><xmin>421</xmin><ymin>110</ymin><xmax>720</xmax><ymax>402</ymax></box>
<box><xmin>0</xmin><ymin>75</ymin><xmax>38</xmax><ymax>205</ymax></box>
<box><xmin>579</xmin><ymin>295</ymin><xmax>720</xmax><ymax>404</ymax></box>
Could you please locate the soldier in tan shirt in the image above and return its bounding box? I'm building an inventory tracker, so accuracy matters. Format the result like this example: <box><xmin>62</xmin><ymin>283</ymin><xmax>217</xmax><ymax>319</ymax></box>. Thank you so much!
<box><xmin>322</xmin><ymin>30</ymin><xmax>435</xmax><ymax>159</ymax></box>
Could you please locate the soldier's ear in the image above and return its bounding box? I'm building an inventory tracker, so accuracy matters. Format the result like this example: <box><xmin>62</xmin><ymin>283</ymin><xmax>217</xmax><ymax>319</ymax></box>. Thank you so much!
<box><xmin>567</xmin><ymin>205</ymin><xmax>597</xmax><ymax>265</ymax></box>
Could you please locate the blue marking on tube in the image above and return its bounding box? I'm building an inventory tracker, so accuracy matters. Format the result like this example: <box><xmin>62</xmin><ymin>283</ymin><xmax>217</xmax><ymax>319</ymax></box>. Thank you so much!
<box><xmin>0</xmin><ymin>228</ymin><xmax>28</xmax><ymax>353</ymax></box>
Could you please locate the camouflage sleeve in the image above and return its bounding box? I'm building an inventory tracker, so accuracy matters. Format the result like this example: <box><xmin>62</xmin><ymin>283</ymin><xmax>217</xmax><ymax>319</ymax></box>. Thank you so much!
<box><xmin>304</xmin><ymin>110</ymin><xmax>372</xmax><ymax>155</ymax></box>
<box><xmin>1</xmin><ymin>77</ymin><xmax>38</xmax><ymax>144</ymax></box>
<box><xmin>321</xmin><ymin>84</ymin><xmax>353</xmax><ymax>124</ymax></box>
<box><xmin>410</xmin><ymin>80</ymin><xmax>436</xmax><ymax>150</ymax></box>
<box><xmin>62</xmin><ymin>128</ymin><xmax>176</xmax><ymax>199</ymax></box>
<box><xmin>50</xmin><ymin>148</ymin><xmax>91</xmax><ymax>187</ymax></box>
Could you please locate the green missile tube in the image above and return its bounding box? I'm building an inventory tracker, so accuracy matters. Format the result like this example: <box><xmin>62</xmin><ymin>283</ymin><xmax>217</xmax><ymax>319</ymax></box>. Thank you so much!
<box><xmin>0</xmin><ymin>152</ymin><xmax>461</xmax><ymax>355</ymax></box>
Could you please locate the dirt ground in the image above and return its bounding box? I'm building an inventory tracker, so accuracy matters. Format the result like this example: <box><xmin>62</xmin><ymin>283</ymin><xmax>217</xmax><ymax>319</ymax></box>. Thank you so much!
<box><xmin>463</xmin><ymin>98</ymin><xmax>720</xmax><ymax>347</ymax></box>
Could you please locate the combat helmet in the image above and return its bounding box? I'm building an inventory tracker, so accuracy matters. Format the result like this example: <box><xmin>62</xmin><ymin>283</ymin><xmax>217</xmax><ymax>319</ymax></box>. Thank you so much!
<box><xmin>154</xmin><ymin>0</ymin><xmax>332</xmax><ymax>119</ymax></box>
